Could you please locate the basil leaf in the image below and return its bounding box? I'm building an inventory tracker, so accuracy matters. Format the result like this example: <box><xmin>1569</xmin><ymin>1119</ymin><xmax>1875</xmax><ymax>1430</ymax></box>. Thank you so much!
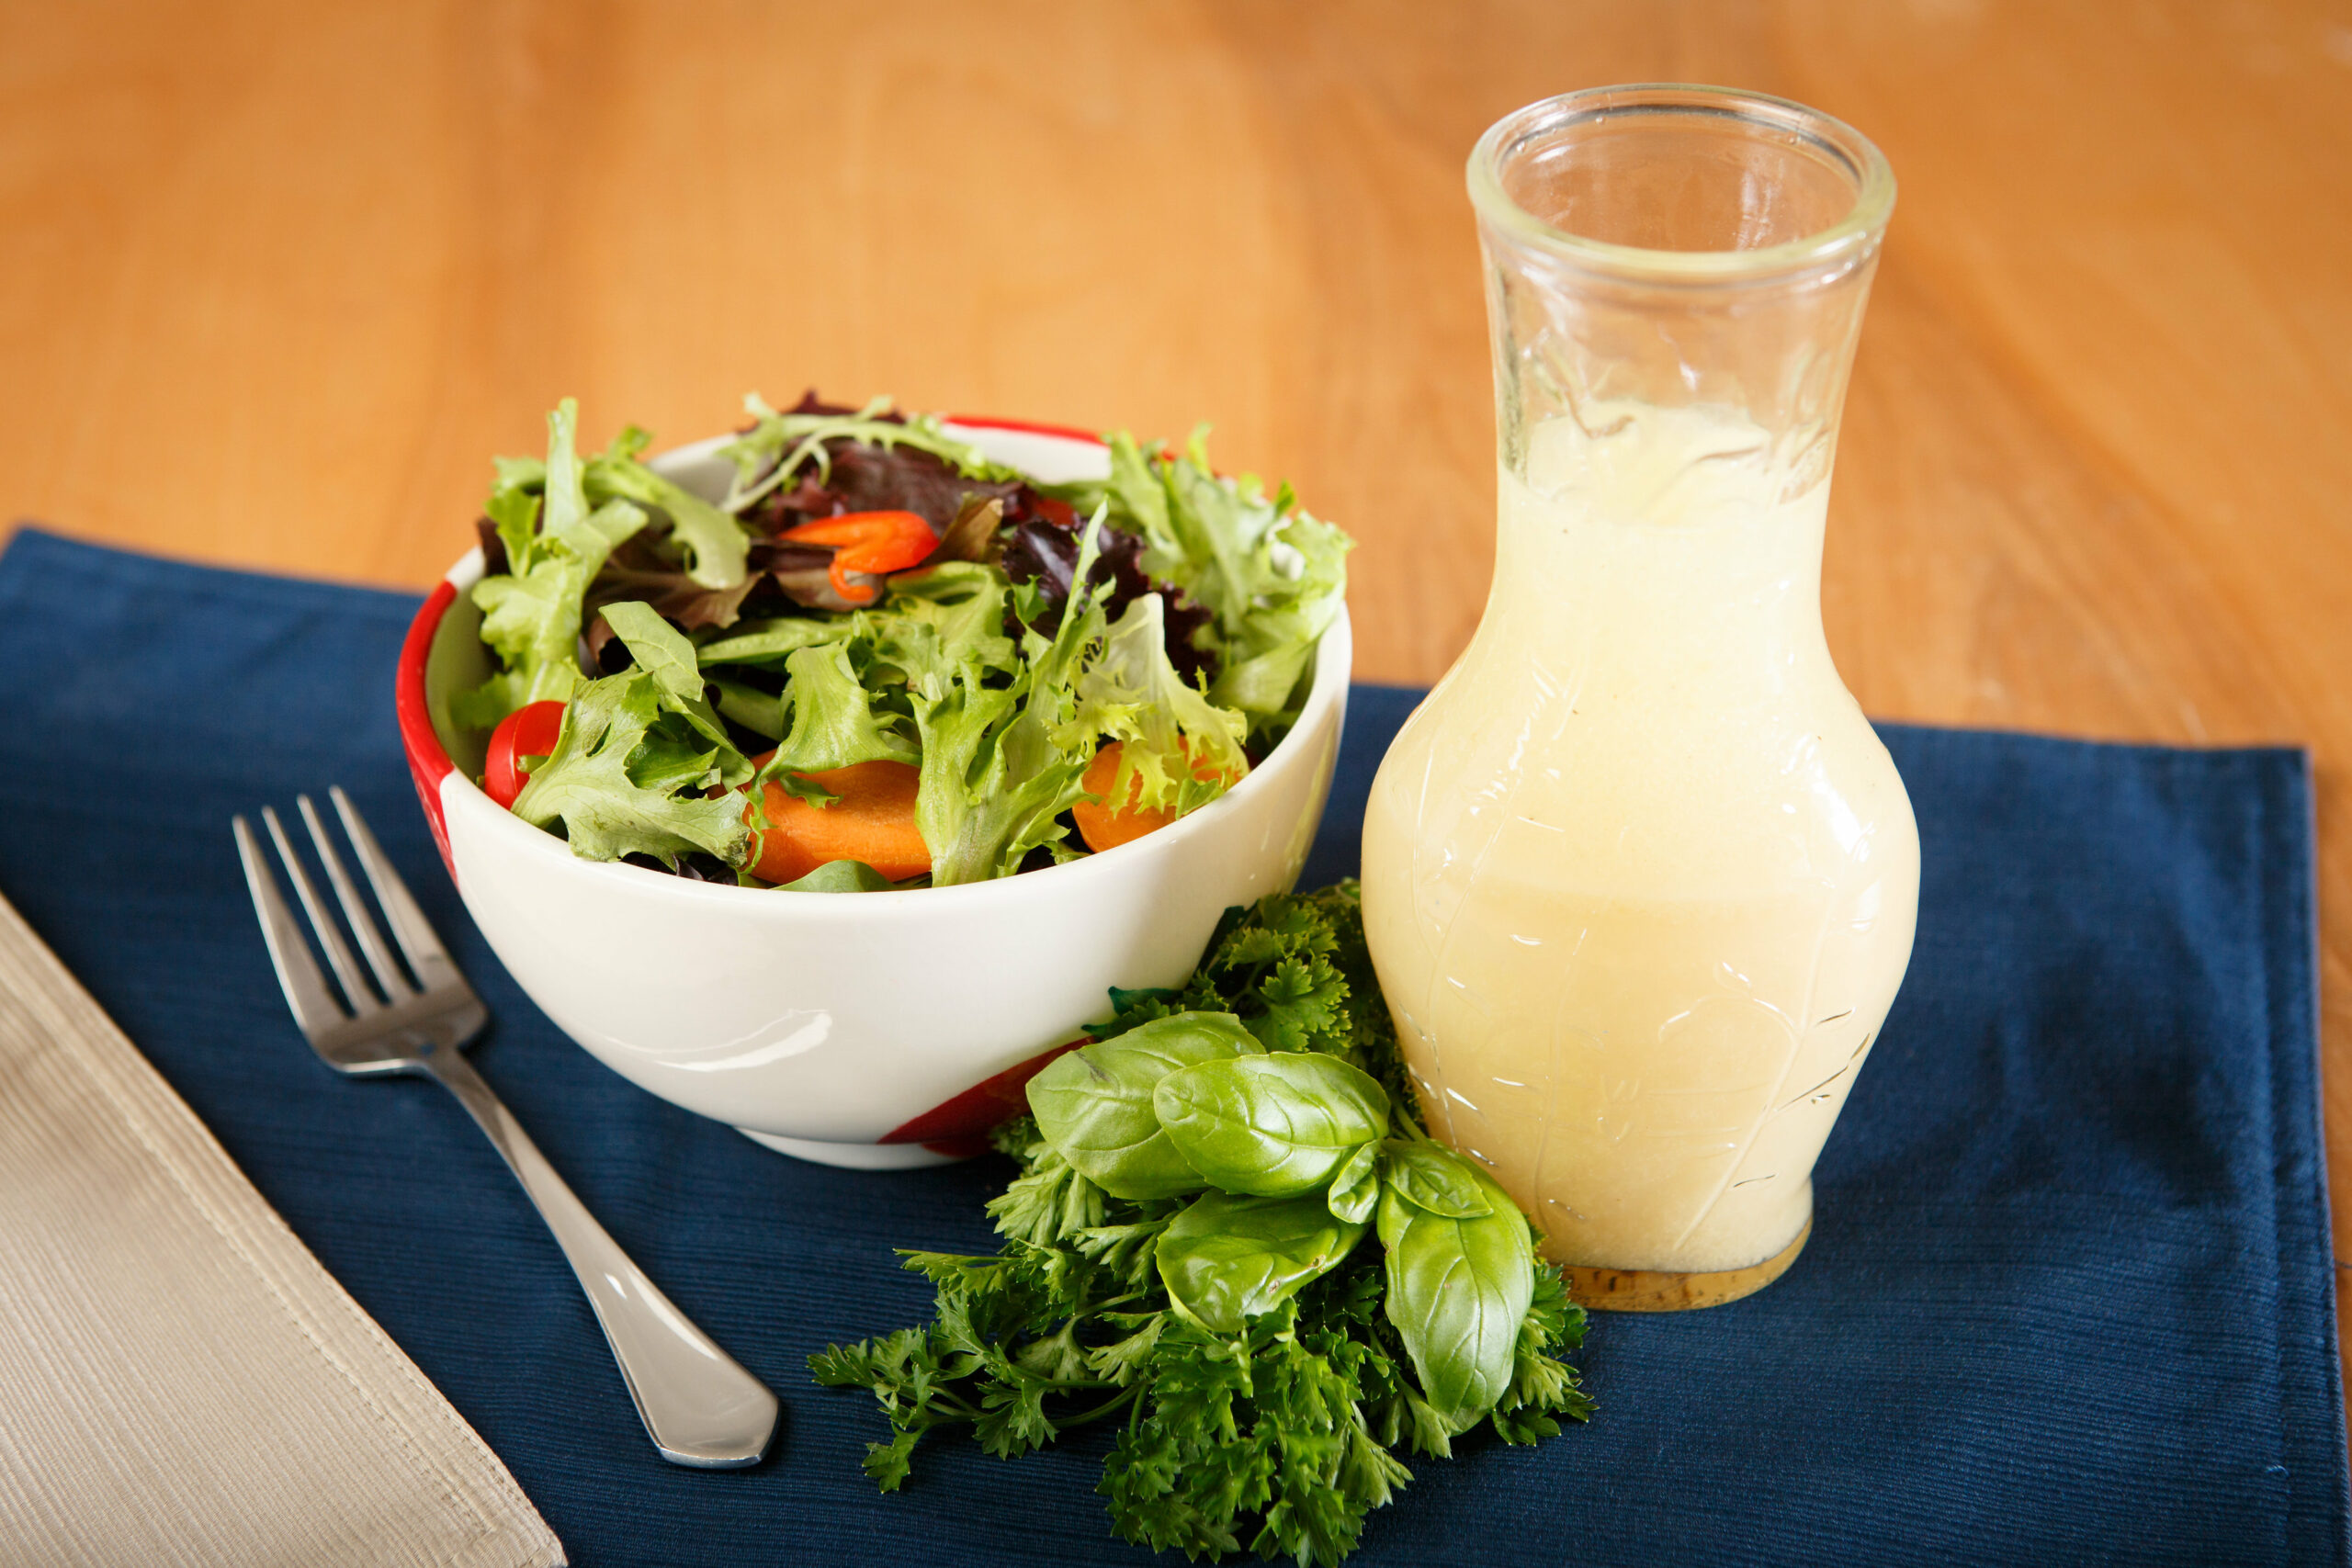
<box><xmin>1326</xmin><ymin>1140</ymin><xmax>1381</xmax><ymax>1224</ymax></box>
<box><xmin>1151</xmin><ymin>1053</ymin><xmax>1388</xmax><ymax>1198</ymax></box>
<box><xmin>1156</xmin><ymin>1190</ymin><xmax>1370</xmax><ymax>1334</ymax></box>
<box><xmin>1377</xmin><ymin>1156</ymin><xmax>1532</xmax><ymax>1427</ymax></box>
<box><xmin>1024</xmin><ymin>1012</ymin><xmax>1259</xmax><ymax>1200</ymax></box>
<box><xmin>1379</xmin><ymin>1138</ymin><xmax>1494</xmax><ymax>1219</ymax></box>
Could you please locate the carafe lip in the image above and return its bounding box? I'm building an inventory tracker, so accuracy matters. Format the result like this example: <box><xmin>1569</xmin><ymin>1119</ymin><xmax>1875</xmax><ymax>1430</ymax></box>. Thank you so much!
<box><xmin>1469</xmin><ymin>85</ymin><xmax>1896</xmax><ymax>288</ymax></box>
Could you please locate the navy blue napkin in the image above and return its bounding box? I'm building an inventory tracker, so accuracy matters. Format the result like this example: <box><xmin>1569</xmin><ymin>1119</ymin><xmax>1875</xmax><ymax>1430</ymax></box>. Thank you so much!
<box><xmin>0</xmin><ymin>527</ymin><xmax>2342</xmax><ymax>1567</ymax></box>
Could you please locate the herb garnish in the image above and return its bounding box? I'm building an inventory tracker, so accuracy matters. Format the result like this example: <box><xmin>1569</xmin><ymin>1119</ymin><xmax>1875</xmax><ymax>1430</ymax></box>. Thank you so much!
<box><xmin>811</xmin><ymin>884</ymin><xmax>1593</xmax><ymax>1564</ymax></box>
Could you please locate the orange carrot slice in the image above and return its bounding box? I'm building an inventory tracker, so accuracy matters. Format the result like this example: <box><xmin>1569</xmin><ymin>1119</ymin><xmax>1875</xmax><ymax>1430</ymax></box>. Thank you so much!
<box><xmin>742</xmin><ymin>757</ymin><xmax>930</xmax><ymax>886</ymax></box>
<box><xmin>1072</xmin><ymin>741</ymin><xmax>1237</xmax><ymax>853</ymax></box>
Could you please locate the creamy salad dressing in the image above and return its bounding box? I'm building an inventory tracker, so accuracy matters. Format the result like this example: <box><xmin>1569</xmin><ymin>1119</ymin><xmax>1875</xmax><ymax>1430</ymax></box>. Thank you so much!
<box><xmin>1362</xmin><ymin>402</ymin><xmax>1918</xmax><ymax>1274</ymax></box>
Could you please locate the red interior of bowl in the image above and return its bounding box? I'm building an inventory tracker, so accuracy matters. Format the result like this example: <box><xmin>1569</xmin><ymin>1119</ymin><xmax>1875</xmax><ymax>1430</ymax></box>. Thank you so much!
<box><xmin>396</xmin><ymin>577</ymin><xmax>459</xmax><ymax>874</ymax></box>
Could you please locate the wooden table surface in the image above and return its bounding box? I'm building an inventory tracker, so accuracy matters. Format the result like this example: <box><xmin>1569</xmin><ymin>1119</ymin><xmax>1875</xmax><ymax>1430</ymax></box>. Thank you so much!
<box><xmin>9</xmin><ymin>0</ymin><xmax>2352</xmax><ymax>1390</ymax></box>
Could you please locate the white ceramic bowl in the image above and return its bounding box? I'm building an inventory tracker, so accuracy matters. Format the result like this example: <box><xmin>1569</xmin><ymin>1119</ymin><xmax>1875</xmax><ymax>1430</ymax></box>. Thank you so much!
<box><xmin>395</xmin><ymin>417</ymin><xmax>1351</xmax><ymax>1168</ymax></box>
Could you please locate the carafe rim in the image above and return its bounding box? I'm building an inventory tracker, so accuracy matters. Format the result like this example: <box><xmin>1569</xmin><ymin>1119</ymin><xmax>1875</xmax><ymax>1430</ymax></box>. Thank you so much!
<box><xmin>1469</xmin><ymin>84</ymin><xmax>1897</xmax><ymax>288</ymax></box>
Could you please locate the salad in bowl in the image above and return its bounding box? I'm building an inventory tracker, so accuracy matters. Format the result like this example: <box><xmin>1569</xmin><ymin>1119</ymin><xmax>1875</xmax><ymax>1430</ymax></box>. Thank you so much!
<box><xmin>398</xmin><ymin>394</ymin><xmax>1353</xmax><ymax>1167</ymax></box>
<box><xmin>453</xmin><ymin>392</ymin><xmax>1347</xmax><ymax>891</ymax></box>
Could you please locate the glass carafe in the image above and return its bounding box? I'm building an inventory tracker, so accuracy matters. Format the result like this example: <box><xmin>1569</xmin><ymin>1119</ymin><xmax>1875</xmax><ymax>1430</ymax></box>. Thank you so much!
<box><xmin>1361</xmin><ymin>85</ymin><xmax>1918</xmax><ymax>1311</ymax></box>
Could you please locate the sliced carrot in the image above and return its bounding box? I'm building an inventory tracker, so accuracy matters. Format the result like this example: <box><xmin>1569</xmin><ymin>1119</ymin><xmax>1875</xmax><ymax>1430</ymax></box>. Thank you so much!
<box><xmin>1072</xmin><ymin>741</ymin><xmax>1237</xmax><ymax>853</ymax></box>
<box><xmin>741</xmin><ymin>756</ymin><xmax>930</xmax><ymax>886</ymax></box>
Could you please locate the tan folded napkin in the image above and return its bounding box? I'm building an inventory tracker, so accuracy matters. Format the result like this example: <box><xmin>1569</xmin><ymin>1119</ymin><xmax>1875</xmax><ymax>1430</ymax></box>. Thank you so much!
<box><xmin>0</xmin><ymin>890</ymin><xmax>564</xmax><ymax>1568</ymax></box>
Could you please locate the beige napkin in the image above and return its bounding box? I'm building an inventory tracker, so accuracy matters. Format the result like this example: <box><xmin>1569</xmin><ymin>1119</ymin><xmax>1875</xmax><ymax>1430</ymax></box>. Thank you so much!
<box><xmin>0</xmin><ymin>890</ymin><xmax>564</xmax><ymax>1568</ymax></box>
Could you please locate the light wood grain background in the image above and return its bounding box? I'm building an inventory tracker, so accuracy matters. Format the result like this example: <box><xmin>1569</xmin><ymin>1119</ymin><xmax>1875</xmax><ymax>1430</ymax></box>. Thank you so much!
<box><xmin>8</xmin><ymin>0</ymin><xmax>2352</xmax><ymax>1404</ymax></box>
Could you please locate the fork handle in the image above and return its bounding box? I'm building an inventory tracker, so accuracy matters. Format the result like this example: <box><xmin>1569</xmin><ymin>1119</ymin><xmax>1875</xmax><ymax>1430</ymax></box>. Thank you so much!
<box><xmin>421</xmin><ymin>1046</ymin><xmax>778</xmax><ymax>1468</ymax></box>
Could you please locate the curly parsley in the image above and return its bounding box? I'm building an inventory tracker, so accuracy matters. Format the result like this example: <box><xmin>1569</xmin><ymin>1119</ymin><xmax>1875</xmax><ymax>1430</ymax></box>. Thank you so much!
<box><xmin>811</xmin><ymin>884</ymin><xmax>1593</xmax><ymax>1565</ymax></box>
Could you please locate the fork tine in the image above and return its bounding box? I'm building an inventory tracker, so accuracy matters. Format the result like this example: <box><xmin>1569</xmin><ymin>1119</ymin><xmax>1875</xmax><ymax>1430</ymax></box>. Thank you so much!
<box><xmin>298</xmin><ymin>794</ymin><xmax>414</xmax><ymax>1000</ymax></box>
<box><xmin>262</xmin><ymin>805</ymin><xmax>384</xmax><ymax>1013</ymax></box>
<box><xmin>234</xmin><ymin>815</ymin><xmax>348</xmax><ymax>1035</ymax></box>
<box><xmin>329</xmin><ymin>786</ymin><xmax>466</xmax><ymax>997</ymax></box>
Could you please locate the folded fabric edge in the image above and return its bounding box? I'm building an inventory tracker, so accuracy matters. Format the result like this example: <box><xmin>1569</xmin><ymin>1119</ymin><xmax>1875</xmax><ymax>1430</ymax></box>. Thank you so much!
<box><xmin>2258</xmin><ymin>748</ymin><xmax>2352</xmax><ymax>1556</ymax></box>
<box><xmin>0</xmin><ymin>888</ymin><xmax>568</xmax><ymax>1568</ymax></box>
<box><xmin>0</xmin><ymin>524</ymin><xmax>435</xmax><ymax>616</ymax></box>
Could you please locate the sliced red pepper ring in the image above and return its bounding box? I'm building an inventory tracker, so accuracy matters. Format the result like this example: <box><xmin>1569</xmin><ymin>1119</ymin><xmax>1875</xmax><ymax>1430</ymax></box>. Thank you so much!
<box><xmin>484</xmin><ymin>699</ymin><xmax>567</xmax><ymax>809</ymax></box>
<box><xmin>779</xmin><ymin>510</ymin><xmax>938</xmax><ymax>605</ymax></box>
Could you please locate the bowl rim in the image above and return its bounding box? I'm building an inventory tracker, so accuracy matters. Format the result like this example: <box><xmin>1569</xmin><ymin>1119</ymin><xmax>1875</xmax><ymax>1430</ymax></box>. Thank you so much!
<box><xmin>394</xmin><ymin>414</ymin><xmax>1352</xmax><ymax>906</ymax></box>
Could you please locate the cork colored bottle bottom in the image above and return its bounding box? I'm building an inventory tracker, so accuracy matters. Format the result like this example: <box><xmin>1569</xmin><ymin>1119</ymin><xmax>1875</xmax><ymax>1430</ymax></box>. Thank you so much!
<box><xmin>1559</xmin><ymin>1216</ymin><xmax>1813</xmax><ymax>1313</ymax></box>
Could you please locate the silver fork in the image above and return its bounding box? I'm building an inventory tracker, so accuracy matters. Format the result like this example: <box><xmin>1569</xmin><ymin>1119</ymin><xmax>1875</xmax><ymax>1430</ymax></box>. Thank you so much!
<box><xmin>234</xmin><ymin>787</ymin><xmax>778</xmax><ymax>1469</ymax></box>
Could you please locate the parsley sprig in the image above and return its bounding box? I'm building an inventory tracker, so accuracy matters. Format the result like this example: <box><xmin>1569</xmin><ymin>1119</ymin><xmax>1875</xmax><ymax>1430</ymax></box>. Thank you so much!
<box><xmin>811</xmin><ymin>884</ymin><xmax>1594</xmax><ymax>1564</ymax></box>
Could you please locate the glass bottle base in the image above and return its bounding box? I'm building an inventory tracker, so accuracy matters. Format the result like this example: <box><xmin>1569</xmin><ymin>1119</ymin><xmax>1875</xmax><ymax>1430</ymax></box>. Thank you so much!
<box><xmin>1558</xmin><ymin>1216</ymin><xmax>1812</xmax><ymax>1313</ymax></box>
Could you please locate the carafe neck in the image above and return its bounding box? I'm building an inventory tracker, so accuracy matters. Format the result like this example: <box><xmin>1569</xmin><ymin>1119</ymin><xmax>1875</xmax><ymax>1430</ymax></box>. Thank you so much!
<box><xmin>1472</xmin><ymin>86</ymin><xmax>1892</xmax><ymax>581</ymax></box>
<box><xmin>1479</xmin><ymin>400</ymin><xmax>1834</xmax><ymax>699</ymax></box>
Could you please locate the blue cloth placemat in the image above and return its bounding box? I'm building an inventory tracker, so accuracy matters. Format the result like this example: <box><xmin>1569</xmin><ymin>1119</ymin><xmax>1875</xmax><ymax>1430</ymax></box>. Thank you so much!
<box><xmin>0</xmin><ymin>527</ymin><xmax>2343</xmax><ymax>1567</ymax></box>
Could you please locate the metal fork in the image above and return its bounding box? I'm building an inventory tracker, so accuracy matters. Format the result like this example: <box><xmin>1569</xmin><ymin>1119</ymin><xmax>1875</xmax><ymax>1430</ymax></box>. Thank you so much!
<box><xmin>233</xmin><ymin>787</ymin><xmax>778</xmax><ymax>1469</ymax></box>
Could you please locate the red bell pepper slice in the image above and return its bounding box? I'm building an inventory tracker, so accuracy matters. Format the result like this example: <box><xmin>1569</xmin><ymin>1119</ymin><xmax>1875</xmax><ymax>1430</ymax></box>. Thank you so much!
<box><xmin>780</xmin><ymin>510</ymin><xmax>937</xmax><ymax>605</ymax></box>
